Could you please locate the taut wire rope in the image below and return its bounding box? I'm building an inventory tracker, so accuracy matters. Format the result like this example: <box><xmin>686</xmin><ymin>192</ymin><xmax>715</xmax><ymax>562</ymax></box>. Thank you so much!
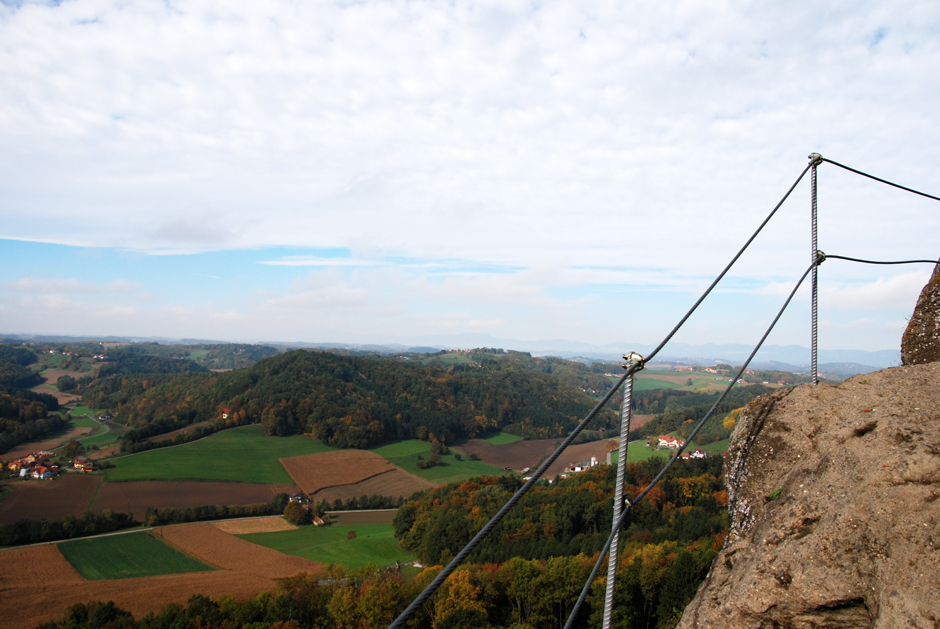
<box><xmin>385</xmin><ymin>163</ymin><xmax>814</xmax><ymax>629</ymax></box>
<box><xmin>820</xmin><ymin>157</ymin><xmax>940</xmax><ymax>203</ymax></box>
<box><xmin>563</xmin><ymin>255</ymin><xmax>822</xmax><ymax>628</ymax></box>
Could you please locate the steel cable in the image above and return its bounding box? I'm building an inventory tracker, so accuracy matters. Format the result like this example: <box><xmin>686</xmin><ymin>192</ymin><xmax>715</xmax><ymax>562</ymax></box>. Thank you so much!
<box><xmin>563</xmin><ymin>256</ymin><xmax>822</xmax><ymax>628</ymax></box>
<box><xmin>825</xmin><ymin>254</ymin><xmax>939</xmax><ymax>266</ymax></box>
<box><xmin>385</xmin><ymin>163</ymin><xmax>814</xmax><ymax>629</ymax></box>
<box><xmin>820</xmin><ymin>157</ymin><xmax>940</xmax><ymax>202</ymax></box>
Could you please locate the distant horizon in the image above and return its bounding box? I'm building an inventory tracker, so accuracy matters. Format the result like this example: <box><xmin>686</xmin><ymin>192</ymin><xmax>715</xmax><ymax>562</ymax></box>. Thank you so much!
<box><xmin>1</xmin><ymin>330</ymin><xmax>901</xmax><ymax>372</ymax></box>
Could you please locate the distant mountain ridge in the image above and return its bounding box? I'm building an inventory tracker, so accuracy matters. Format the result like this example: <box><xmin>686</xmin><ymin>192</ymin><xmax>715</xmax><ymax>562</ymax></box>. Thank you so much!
<box><xmin>3</xmin><ymin>332</ymin><xmax>899</xmax><ymax>371</ymax></box>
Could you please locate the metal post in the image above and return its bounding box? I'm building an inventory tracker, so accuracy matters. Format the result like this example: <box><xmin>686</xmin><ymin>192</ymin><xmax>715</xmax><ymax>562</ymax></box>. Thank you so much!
<box><xmin>602</xmin><ymin>353</ymin><xmax>642</xmax><ymax>629</ymax></box>
<box><xmin>809</xmin><ymin>153</ymin><xmax>822</xmax><ymax>385</ymax></box>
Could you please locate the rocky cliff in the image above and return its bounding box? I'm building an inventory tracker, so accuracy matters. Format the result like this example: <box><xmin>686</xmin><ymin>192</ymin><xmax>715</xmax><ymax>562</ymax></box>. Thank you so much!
<box><xmin>676</xmin><ymin>362</ymin><xmax>940</xmax><ymax>628</ymax></box>
<box><xmin>902</xmin><ymin>261</ymin><xmax>940</xmax><ymax>366</ymax></box>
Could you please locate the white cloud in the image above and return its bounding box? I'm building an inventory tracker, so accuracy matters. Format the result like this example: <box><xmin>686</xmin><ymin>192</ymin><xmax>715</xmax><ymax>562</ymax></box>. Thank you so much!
<box><xmin>0</xmin><ymin>0</ymin><xmax>937</xmax><ymax>349</ymax></box>
<box><xmin>4</xmin><ymin>277</ymin><xmax>142</xmax><ymax>293</ymax></box>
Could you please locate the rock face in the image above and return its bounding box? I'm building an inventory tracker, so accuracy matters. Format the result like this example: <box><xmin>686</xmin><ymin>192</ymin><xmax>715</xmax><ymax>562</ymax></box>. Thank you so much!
<box><xmin>677</xmin><ymin>362</ymin><xmax>940</xmax><ymax>629</ymax></box>
<box><xmin>902</xmin><ymin>261</ymin><xmax>940</xmax><ymax>366</ymax></box>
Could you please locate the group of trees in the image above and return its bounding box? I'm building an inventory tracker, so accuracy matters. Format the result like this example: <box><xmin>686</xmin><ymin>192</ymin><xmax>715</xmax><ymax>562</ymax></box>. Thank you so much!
<box><xmin>394</xmin><ymin>457</ymin><xmax>727</xmax><ymax>567</ymax></box>
<box><xmin>0</xmin><ymin>510</ymin><xmax>138</xmax><ymax>547</ymax></box>
<box><xmin>36</xmin><ymin>543</ymin><xmax>716</xmax><ymax>629</ymax></box>
<box><xmin>78</xmin><ymin>350</ymin><xmax>619</xmax><ymax>452</ymax></box>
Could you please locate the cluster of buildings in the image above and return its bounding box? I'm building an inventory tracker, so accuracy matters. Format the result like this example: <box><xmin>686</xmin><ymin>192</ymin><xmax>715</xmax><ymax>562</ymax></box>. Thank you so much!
<box><xmin>651</xmin><ymin>435</ymin><xmax>708</xmax><ymax>460</ymax></box>
<box><xmin>6</xmin><ymin>452</ymin><xmax>60</xmax><ymax>480</ymax></box>
<box><xmin>5</xmin><ymin>453</ymin><xmax>94</xmax><ymax>480</ymax></box>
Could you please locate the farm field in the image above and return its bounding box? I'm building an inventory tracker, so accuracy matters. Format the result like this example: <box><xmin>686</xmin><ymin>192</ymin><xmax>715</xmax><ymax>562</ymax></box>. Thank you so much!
<box><xmin>369</xmin><ymin>439</ymin><xmax>433</xmax><ymax>458</ymax></box>
<box><xmin>0</xmin><ymin>474</ymin><xmax>102</xmax><ymax>525</ymax></box>
<box><xmin>542</xmin><ymin>439</ymin><xmax>621</xmax><ymax>476</ymax></box>
<box><xmin>0</xmin><ymin>543</ymin><xmax>281</xmax><ymax>629</ymax></box>
<box><xmin>609</xmin><ymin>442</ymin><xmax>670</xmax><ymax>465</ymax></box>
<box><xmin>472</xmin><ymin>431</ymin><xmax>523</xmax><ymax>445</ymax></box>
<box><xmin>3</xmin><ymin>424</ymin><xmax>93</xmax><ymax>459</ymax></box>
<box><xmin>326</xmin><ymin>509</ymin><xmax>398</xmax><ymax>526</ymax></box>
<box><xmin>458</xmin><ymin>438</ymin><xmax>557</xmax><ymax>470</ymax></box>
<box><xmin>632</xmin><ymin>377</ymin><xmax>681</xmax><ymax>391</ymax></box>
<box><xmin>385</xmin><ymin>449</ymin><xmax>505</xmax><ymax>485</ymax></box>
<box><xmin>281</xmin><ymin>450</ymin><xmax>395</xmax><ymax>495</ymax></box>
<box><xmin>58</xmin><ymin>531</ymin><xmax>216</xmax><ymax>580</ymax></box>
<box><xmin>240</xmin><ymin>522</ymin><xmax>414</xmax><ymax>570</ymax></box>
<box><xmin>157</xmin><ymin>522</ymin><xmax>324</xmax><ymax>578</ymax></box>
<box><xmin>311</xmin><ymin>468</ymin><xmax>436</xmax><ymax>504</ymax></box>
<box><xmin>212</xmin><ymin>516</ymin><xmax>296</xmax><ymax>534</ymax></box>
<box><xmin>104</xmin><ymin>425</ymin><xmax>333</xmax><ymax>483</ymax></box>
<box><xmin>91</xmin><ymin>480</ymin><xmax>298</xmax><ymax>516</ymax></box>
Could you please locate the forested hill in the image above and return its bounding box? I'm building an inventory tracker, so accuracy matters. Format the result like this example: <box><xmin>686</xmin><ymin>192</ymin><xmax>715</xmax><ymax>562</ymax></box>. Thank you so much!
<box><xmin>82</xmin><ymin>349</ymin><xmax>620</xmax><ymax>448</ymax></box>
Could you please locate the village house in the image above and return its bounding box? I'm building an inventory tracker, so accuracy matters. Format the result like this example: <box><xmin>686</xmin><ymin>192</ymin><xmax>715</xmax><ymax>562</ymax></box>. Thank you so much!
<box><xmin>73</xmin><ymin>456</ymin><xmax>94</xmax><ymax>472</ymax></box>
<box><xmin>691</xmin><ymin>449</ymin><xmax>707</xmax><ymax>459</ymax></box>
<box><xmin>31</xmin><ymin>466</ymin><xmax>55</xmax><ymax>480</ymax></box>
<box><xmin>657</xmin><ymin>435</ymin><xmax>686</xmax><ymax>449</ymax></box>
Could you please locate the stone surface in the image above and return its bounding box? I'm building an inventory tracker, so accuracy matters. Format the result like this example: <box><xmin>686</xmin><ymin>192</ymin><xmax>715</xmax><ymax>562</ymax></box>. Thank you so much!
<box><xmin>902</xmin><ymin>261</ymin><xmax>940</xmax><ymax>366</ymax></box>
<box><xmin>677</xmin><ymin>363</ymin><xmax>940</xmax><ymax>629</ymax></box>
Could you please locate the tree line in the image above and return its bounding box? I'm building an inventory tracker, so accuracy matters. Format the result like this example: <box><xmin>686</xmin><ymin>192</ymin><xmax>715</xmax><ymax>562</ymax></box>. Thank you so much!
<box><xmin>80</xmin><ymin>349</ymin><xmax>619</xmax><ymax>450</ymax></box>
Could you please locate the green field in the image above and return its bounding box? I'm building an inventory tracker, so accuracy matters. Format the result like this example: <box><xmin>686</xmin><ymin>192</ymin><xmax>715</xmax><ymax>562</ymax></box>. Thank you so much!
<box><xmin>187</xmin><ymin>349</ymin><xmax>210</xmax><ymax>359</ymax></box>
<box><xmin>104</xmin><ymin>425</ymin><xmax>334</xmax><ymax>483</ymax></box>
<box><xmin>369</xmin><ymin>440</ymin><xmax>432</xmax><ymax>458</ymax></box>
<box><xmin>387</xmin><ymin>449</ymin><xmax>506</xmax><ymax>485</ymax></box>
<box><xmin>70</xmin><ymin>416</ymin><xmax>100</xmax><ymax>429</ymax></box>
<box><xmin>80</xmin><ymin>433</ymin><xmax>121</xmax><ymax>447</ymax></box>
<box><xmin>58</xmin><ymin>532</ymin><xmax>216</xmax><ymax>580</ymax></box>
<box><xmin>632</xmin><ymin>378</ymin><xmax>681</xmax><ymax>391</ymax></box>
<box><xmin>609</xmin><ymin>438</ymin><xmax>729</xmax><ymax>465</ymax></box>
<box><xmin>474</xmin><ymin>431</ymin><xmax>523</xmax><ymax>445</ymax></box>
<box><xmin>240</xmin><ymin>523</ymin><xmax>414</xmax><ymax>570</ymax></box>
<box><xmin>70</xmin><ymin>406</ymin><xmax>105</xmax><ymax>418</ymax></box>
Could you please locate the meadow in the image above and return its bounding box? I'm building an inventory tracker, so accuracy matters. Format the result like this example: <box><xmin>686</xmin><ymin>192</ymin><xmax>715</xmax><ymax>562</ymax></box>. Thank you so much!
<box><xmin>472</xmin><ymin>431</ymin><xmax>523</xmax><ymax>445</ymax></box>
<box><xmin>58</xmin><ymin>531</ymin><xmax>216</xmax><ymax>580</ymax></box>
<box><xmin>240</xmin><ymin>523</ymin><xmax>414</xmax><ymax>570</ymax></box>
<box><xmin>104</xmin><ymin>425</ymin><xmax>333</xmax><ymax>483</ymax></box>
<box><xmin>385</xmin><ymin>448</ymin><xmax>506</xmax><ymax>485</ymax></box>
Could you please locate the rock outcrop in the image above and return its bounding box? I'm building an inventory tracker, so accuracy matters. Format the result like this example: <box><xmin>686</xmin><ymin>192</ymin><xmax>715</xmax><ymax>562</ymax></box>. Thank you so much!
<box><xmin>902</xmin><ymin>260</ymin><xmax>940</xmax><ymax>366</ymax></box>
<box><xmin>677</xmin><ymin>363</ymin><xmax>940</xmax><ymax>628</ymax></box>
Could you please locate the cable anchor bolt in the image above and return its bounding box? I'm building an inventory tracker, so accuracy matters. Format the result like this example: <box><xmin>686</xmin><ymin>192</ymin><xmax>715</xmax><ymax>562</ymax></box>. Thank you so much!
<box><xmin>815</xmin><ymin>250</ymin><xmax>826</xmax><ymax>265</ymax></box>
<box><xmin>808</xmin><ymin>152</ymin><xmax>823</xmax><ymax>166</ymax></box>
<box><xmin>622</xmin><ymin>352</ymin><xmax>645</xmax><ymax>372</ymax></box>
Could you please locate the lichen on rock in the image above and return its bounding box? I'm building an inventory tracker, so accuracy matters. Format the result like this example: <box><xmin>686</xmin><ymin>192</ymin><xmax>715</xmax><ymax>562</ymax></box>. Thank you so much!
<box><xmin>902</xmin><ymin>260</ymin><xmax>940</xmax><ymax>366</ymax></box>
<box><xmin>677</xmin><ymin>363</ymin><xmax>940</xmax><ymax>629</ymax></box>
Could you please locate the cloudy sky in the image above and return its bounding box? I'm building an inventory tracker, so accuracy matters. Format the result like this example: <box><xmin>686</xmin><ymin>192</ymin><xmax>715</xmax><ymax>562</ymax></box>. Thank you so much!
<box><xmin>1</xmin><ymin>0</ymin><xmax>938</xmax><ymax>355</ymax></box>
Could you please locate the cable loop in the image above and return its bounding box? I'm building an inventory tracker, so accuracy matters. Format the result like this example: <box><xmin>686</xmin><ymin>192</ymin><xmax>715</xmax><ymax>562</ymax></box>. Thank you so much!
<box><xmin>621</xmin><ymin>352</ymin><xmax>645</xmax><ymax>371</ymax></box>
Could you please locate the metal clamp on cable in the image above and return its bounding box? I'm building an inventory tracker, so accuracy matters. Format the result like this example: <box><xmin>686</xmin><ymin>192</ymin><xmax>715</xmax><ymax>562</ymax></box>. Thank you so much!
<box><xmin>622</xmin><ymin>352</ymin><xmax>645</xmax><ymax>372</ymax></box>
<box><xmin>808</xmin><ymin>152</ymin><xmax>823</xmax><ymax>166</ymax></box>
<box><xmin>816</xmin><ymin>250</ymin><xmax>826</xmax><ymax>266</ymax></box>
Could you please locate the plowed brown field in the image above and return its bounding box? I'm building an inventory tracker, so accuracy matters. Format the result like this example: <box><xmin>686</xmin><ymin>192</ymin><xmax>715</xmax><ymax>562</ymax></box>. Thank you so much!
<box><xmin>459</xmin><ymin>438</ymin><xmax>557</xmax><ymax>469</ymax></box>
<box><xmin>543</xmin><ymin>439</ymin><xmax>620</xmax><ymax>476</ymax></box>
<box><xmin>312</xmin><ymin>467</ymin><xmax>436</xmax><ymax>503</ymax></box>
<box><xmin>91</xmin><ymin>481</ymin><xmax>298</xmax><ymax>516</ymax></box>
<box><xmin>0</xmin><ymin>474</ymin><xmax>102</xmax><ymax>524</ymax></box>
<box><xmin>460</xmin><ymin>437</ymin><xmax>621</xmax><ymax>477</ymax></box>
<box><xmin>280</xmin><ymin>450</ymin><xmax>396</xmax><ymax>495</ymax></box>
<box><xmin>156</xmin><ymin>522</ymin><xmax>324</xmax><ymax>578</ymax></box>
<box><xmin>0</xmin><ymin>543</ymin><xmax>279</xmax><ymax>629</ymax></box>
<box><xmin>212</xmin><ymin>516</ymin><xmax>296</xmax><ymax>534</ymax></box>
<box><xmin>4</xmin><ymin>426</ymin><xmax>92</xmax><ymax>459</ymax></box>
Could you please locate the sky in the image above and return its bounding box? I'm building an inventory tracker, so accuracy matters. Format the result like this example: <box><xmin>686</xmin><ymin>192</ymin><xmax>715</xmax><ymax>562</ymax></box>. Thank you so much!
<box><xmin>1</xmin><ymin>0</ymin><xmax>939</xmax><ymax>355</ymax></box>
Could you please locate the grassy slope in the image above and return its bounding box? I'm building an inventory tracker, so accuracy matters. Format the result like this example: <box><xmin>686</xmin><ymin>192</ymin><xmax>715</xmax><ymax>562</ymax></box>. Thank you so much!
<box><xmin>474</xmin><ymin>432</ymin><xmax>523</xmax><ymax>445</ymax></box>
<box><xmin>369</xmin><ymin>439</ymin><xmax>506</xmax><ymax>484</ymax></box>
<box><xmin>104</xmin><ymin>425</ymin><xmax>333</xmax><ymax>484</ymax></box>
<box><xmin>387</xmin><ymin>449</ymin><xmax>506</xmax><ymax>485</ymax></box>
<box><xmin>240</xmin><ymin>523</ymin><xmax>414</xmax><ymax>570</ymax></box>
<box><xmin>58</xmin><ymin>532</ymin><xmax>216</xmax><ymax>580</ymax></box>
<box><xmin>609</xmin><ymin>439</ymin><xmax>729</xmax><ymax>465</ymax></box>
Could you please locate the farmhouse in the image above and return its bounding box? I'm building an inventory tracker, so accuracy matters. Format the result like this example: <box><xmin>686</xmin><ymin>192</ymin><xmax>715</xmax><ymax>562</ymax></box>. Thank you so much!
<box><xmin>691</xmin><ymin>449</ymin><xmax>707</xmax><ymax>459</ymax></box>
<box><xmin>31</xmin><ymin>466</ymin><xmax>55</xmax><ymax>480</ymax></box>
<box><xmin>73</xmin><ymin>456</ymin><xmax>94</xmax><ymax>472</ymax></box>
<box><xmin>657</xmin><ymin>435</ymin><xmax>686</xmax><ymax>449</ymax></box>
